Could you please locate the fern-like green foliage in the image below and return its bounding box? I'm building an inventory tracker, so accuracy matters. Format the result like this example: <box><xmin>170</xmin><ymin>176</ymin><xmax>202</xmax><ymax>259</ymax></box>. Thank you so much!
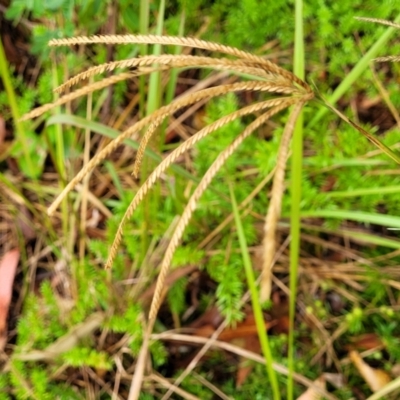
<box><xmin>207</xmin><ymin>253</ymin><xmax>245</xmax><ymax>324</ymax></box>
<box><xmin>167</xmin><ymin>277</ymin><xmax>188</xmax><ymax>316</ymax></box>
<box><xmin>0</xmin><ymin>70</ymin><xmax>35</xmax><ymax>118</ymax></box>
<box><xmin>62</xmin><ymin>347</ymin><xmax>112</xmax><ymax>369</ymax></box>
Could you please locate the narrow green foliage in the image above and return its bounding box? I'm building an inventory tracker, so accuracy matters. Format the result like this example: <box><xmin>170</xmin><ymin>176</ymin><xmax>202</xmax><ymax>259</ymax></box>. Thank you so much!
<box><xmin>149</xmin><ymin>340</ymin><xmax>168</xmax><ymax>368</ymax></box>
<box><xmin>288</xmin><ymin>1</ymin><xmax>305</xmax><ymax>398</ymax></box>
<box><xmin>106</xmin><ymin>304</ymin><xmax>143</xmax><ymax>336</ymax></box>
<box><xmin>0</xmin><ymin>40</ymin><xmax>36</xmax><ymax>178</ymax></box>
<box><xmin>230</xmin><ymin>184</ymin><xmax>280</xmax><ymax>400</ymax></box>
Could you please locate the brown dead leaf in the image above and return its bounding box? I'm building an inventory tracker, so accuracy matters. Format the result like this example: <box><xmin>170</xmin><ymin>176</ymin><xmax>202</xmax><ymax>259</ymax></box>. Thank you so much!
<box><xmin>0</xmin><ymin>248</ymin><xmax>20</xmax><ymax>350</ymax></box>
<box><xmin>235</xmin><ymin>335</ymin><xmax>261</xmax><ymax>388</ymax></box>
<box><xmin>323</xmin><ymin>373</ymin><xmax>344</xmax><ymax>389</ymax></box>
<box><xmin>189</xmin><ymin>306</ymin><xmax>224</xmax><ymax>330</ymax></box>
<box><xmin>296</xmin><ymin>375</ymin><xmax>326</xmax><ymax>400</ymax></box>
<box><xmin>350</xmin><ymin>350</ymin><xmax>391</xmax><ymax>392</ymax></box>
<box><xmin>192</xmin><ymin>313</ymin><xmax>272</xmax><ymax>341</ymax></box>
<box><xmin>348</xmin><ymin>333</ymin><xmax>384</xmax><ymax>351</ymax></box>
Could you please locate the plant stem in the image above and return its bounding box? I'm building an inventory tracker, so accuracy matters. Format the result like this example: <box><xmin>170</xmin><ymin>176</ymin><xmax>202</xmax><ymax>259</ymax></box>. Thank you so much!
<box><xmin>230</xmin><ymin>184</ymin><xmax>281</xmax><ymax>400</ymax></box>
<box><xmin>0</xmin><ymin>39</ymin><xmax>35</xmax><ymax>177</ymax></box>
<box><xmin>288</xmin><ymin>0</ymin><xmax>305</xmax><ymax>399</ymax></box>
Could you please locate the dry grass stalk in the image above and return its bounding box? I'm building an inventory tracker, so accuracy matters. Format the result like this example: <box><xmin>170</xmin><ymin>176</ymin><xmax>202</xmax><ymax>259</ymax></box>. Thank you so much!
<box><xmin>45</xmin><ymin>81</ymin><xmax>299</xmax><ymax>216</ymax></box>
<box><xmin>355</xmin><ymin>17</ymin><xmax>400</xmax><ymax>62</ymax></box>
<box><xmin>132</xmin><ymin>82</ymin><xmax>300</xmax><ymax>178</ymax></box>
<box><xmin>374</xmin><ymin>55</ymin><xmax>400</xmax><ymax>62</ymax></box>
<box><xmin>105</xmin><ymin>97</ymin><xmax>297</xmax><ymax>270</ymax></box>
<box><xmin>260</xmin><ymin>101</ymin><xmax>308</xmax><ymax>302</ymax></box>
<box><xmin>48</xmin><ymin>34</ymin><xmax>310</xmax><ymax>91</ymax></box>
<box><xmin>355</xmin><ymin>16</ymin><xmax>400</xmax><ymax>30</ymax></box>
<box><xmin>20</xmin><ymin>73</ymin><xmax>132</xmax><ymax>121</ymax></box>
<box><xmin>152</xmin><ymin>333</ymin><xmax>338</xmax><ymax>400</ymax></box>
<box><xmin>147</xmin><ymin>105</ymin><xmax>292</xmax><ymax>324</ymax></box>
<box><xmin>55</xmin><ymin>54</ymin><xmax>295</xmax><ymax>94</ymax></box>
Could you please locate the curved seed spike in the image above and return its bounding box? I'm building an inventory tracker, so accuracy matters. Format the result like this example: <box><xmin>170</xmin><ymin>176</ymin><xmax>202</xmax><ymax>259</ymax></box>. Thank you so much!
<box><xmin>20</xmin><ymin>73</ymin><xmax>132</xmax><ymax>121</ymax></box>
<box><xmin>55</xmin><ymin>54</ymin><xmax>293</xmax><ymax>94</ymax></box>
<box><xmin>147</xmin><ymin>104</ymin><xmax>292</xmax><ymax>324</ymax></box>
<box><xmin>260</xmin><ymin>101</ymin><xmax>305</xmax><ymax>302</ymax></box>
<box><xmin>355</xmin><ymin>16</ymin><xmax>400</xmax><ymax>30</ymax></box>
<box><xmin>49</xmin><ymin>34</ymin><xmax>311</xmax><ymax>92</ymax></box>
<box><xmin>55</xmin><ymin>65</ymin><xmax>163</xmax><ymax>94</ymax></box>
<box><xmin>374</xmin><ymin>55</ymin><xmax>400</xmax><ymax>62</ymax></box>
<box><xmin>46</xmin><ymin>80</ymin><xmax>297</xmax><ymax>217</ymax></box>
<box><xmin>105</xmin><ymin>98</ymin><xmax>297</xmax><ymax>270</ymax></box>
<box><xmin>132</xmin><ymin>81</ymin><xmax>300</xmax><ymax>178</ymax></box>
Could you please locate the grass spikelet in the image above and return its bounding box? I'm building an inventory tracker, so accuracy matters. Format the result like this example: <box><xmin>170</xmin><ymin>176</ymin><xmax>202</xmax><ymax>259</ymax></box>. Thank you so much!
<box><xmin>355</xmin><ymin>16</ymin><xmax>400</xmax><ymax>30</ymax></box>
<box><xmin>55</xmin><ymin>54</ymin><xmax>296</xmax><ymax>94</ymax></box>
<box><xmin>105</xmin><ymin>98</ymin><xmax>297</xmax><ymax>269</ymax></box>
<box><xmin>20</xmin><ymin>73</ymin><xmax>132</xmax><ymax>121</ymax></box>
<box><xmin>45</xmin><ymin>81</ymin><xmax>301</xmax><ymax>216</ymax></box>
<box><xmin>147</xmin><ymin>104</ymin><xmax>295</xmax><ymax>324</ymax></box>
<box><xmin>260</xmin><ymin>101</ymin><xmax>307</xmax><ymax>302</ymax></box>
<box><xmin>48</xmin><ymin>34</ymin><xmax>311</xmax><ymax>91</ymax></box>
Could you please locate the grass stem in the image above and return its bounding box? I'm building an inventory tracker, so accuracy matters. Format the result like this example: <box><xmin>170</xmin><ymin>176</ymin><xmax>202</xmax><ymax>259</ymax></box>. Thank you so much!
<box><xmin>288</xmin><ymin>1</ymin><xmax>305</xmax><ymax>398</ymax></box>
<box><xmin>230</xmin><ymin>184</ymin><xmax>281</xmax><ymax>400</ymax></box>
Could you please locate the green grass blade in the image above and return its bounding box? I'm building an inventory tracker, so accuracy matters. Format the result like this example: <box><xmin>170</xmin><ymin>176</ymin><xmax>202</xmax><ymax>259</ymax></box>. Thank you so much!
<box><xmin>139</xmin><ymin>0</ymin><xmax>150</xmax><ymax>114</ymax></box>
<box><xmin>300</xmin><ymin>210</ymin><xmax>400</xmax><ymax>229</ymax></box>
<box><xmin>319</xmin><ymin>100</ymin><xmax>400</xmax><ymax>164</ymax></box>
<box><xmin>288</xmin><ymin>1</ymin><xmax>305</xmax><ymax>398</ymax></box>
<box><xmin>230</xmin><ymin>184</ymin><xmax>280</xmax><ymax>400</ymax></box>
<box><xmin>146</xmin><ymin>0</ymin><xmax>165</xmax><ymax>119</ymax></box>
<box><xmin>326</xmin><ymin>186</ymin><xmax>400</xmax><ymax>198</ymax></box>
<box><xmin>0</xmin><ymin>39</ymin><xmax>35</xmax><ymax>177</ymax></box>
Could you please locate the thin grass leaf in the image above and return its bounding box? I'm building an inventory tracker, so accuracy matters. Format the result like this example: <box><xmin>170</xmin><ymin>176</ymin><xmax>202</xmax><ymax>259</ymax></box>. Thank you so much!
<box><xmin>300</xmin><ymin>210</ymin><xmax>400</xmax><ymax>229</ymax></box>
<box><xmin>0</xmin><ymin>39</ymin><xmax>35</xmax><ymax>177</ymax></box>
<box><xmin>230</xmin><ymin>184</ymin><xmax>280</xmax><ymax>400</ymax></box>
<box><xmin>288</xmin><ymin>2</ymin><xmax>306</xmax><ymax>398</ymax></box>
<box><xmin>320</xmin><ymin>101</ymin><xmax>400</xmax><ymax>164</ymax></box>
